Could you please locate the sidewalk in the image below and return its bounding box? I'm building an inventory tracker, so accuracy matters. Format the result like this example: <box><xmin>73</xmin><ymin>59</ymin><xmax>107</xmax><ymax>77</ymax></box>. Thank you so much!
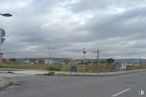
<box><xmin>0</xmin><ymin>77</ymin><xmax>12</xmax><ymax>90</ymax></box>
<box><xmin>1</xmin><ymin>68</ymin><xmax>145</xmax><ymax>76</ymax></box>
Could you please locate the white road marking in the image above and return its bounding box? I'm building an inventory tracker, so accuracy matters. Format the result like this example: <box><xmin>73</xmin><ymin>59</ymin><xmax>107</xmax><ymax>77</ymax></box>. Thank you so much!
<box><xmin>112</xmin><ymin>88</ymin><xmax>131</xmax><ymax>97</ymax></box>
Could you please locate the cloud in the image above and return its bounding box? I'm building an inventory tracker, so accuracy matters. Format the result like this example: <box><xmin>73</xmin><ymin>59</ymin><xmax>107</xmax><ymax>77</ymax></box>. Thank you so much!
<box><xmin>0</xmin><ymin>0</ymin><xmax>146</xmax><ymax>59</ymax></box>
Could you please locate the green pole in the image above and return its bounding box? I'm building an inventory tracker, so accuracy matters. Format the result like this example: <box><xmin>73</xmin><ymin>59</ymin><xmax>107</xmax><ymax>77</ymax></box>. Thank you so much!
<box><xmin>97</xmin><ymin>49</ymin><xmax>100</xmax><ymax>73</ymax></box>
<box><xmin>84</xmin><ymin>53</ymin><xmax>86</xmax><ymax>72</ymax></box>
<box><xmin>97</xmin><ymin>49</ymin><xmax>100</xmax><ymax>65</ymax></box>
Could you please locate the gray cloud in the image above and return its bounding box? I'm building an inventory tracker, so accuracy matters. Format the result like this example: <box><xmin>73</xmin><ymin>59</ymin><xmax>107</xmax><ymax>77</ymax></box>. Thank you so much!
<box><xmin>0</xmin><ymin>0</ymin><xmax>146</xmax><ymax>59</ymax></box>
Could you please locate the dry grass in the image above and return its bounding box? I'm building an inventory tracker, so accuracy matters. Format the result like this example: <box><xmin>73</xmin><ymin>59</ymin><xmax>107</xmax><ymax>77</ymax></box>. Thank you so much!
<box><xmin>0</xmin><ymin>64</ymin><xmax>146</xmax><ymax>73</ymax></box>
<box><xmin>0</xmin><ymin>64</ymin><xmax>112</xmax><ymax>72</ymax></box>
<box><xmin>126</xmin><ymin>65</ymin><xmax>146</xmax><ymax>70</ymax></box>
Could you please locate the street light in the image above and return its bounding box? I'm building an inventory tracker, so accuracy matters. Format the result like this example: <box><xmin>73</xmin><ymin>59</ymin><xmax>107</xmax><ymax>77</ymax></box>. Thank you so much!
<box><xmin>0</xmin><ymin>13</ymin><xmax>12</xmax><ymax>17</ymax></box>
<box><xmin>0</xmin><ymin>13</ymin><xmax>12</xmax><ymax>64</ymax></box>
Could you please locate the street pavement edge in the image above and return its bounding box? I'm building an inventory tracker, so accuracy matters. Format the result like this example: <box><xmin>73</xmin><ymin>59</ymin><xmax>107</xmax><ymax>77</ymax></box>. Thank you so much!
<box><xmin>0</xmin><ymin>77</ymin><xmax>13</xmax><ymax>91</ymax></box>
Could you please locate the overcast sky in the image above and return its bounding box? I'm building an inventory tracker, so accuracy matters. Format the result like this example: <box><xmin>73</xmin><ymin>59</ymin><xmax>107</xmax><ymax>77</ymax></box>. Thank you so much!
<box><xmin>0</xmin><ymin>0</ymin><xmax>146</xmax><ymax>59</ymax></box>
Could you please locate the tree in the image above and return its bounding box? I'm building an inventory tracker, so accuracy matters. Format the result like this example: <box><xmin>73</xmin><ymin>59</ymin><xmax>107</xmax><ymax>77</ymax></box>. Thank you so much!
<box><xmin>106</xmin><ymin>58</ymin><xmax>115</xmax><ymax>64</ymax></box>
<box><xmin>63</xmin><ymin>58</ymin><xmax>70</xmax><ymax>65</ymax></box>
<box><xmin>9</xmin><ymin>58</ymin><xmax>17</xmax><ymax>64</ymax></box>
<box><xmin>9</xmin><ymin>58</ymin><xmax>16</xmax><ymax>62</ymax></box>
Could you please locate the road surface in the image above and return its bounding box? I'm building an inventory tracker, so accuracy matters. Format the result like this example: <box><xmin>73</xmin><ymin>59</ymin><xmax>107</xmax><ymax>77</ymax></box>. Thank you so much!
<box><xmin>0</xmin><ymin>71</ymin><xmax>146</xmax><ymax>97</ymax></box>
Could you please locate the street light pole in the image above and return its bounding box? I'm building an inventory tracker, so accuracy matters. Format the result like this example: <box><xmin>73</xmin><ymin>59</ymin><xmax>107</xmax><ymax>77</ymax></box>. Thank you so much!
<box><xmin>0</xmin><ymin>13</ymin><xmax>12</xmax><ymax>64</ymax></box>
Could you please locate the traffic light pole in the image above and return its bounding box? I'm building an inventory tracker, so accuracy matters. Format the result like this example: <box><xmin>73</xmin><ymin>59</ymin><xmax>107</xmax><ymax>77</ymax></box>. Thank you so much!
<box><xmin>83</xmin><ymin>48</ymin><xmax>87</xmax><ymax>73</ymax></box>
<box><xmin>97</xmin><ymin>49</ymin><xmax>100</xmax><ymax>73</ymax></box>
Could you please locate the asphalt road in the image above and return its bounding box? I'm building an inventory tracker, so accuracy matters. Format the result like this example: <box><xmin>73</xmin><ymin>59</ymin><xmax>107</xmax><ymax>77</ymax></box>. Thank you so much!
<box><xmin>0</xmin><ymin>71</ymin><xmax>146</xmax><ymax>97</ymax></box>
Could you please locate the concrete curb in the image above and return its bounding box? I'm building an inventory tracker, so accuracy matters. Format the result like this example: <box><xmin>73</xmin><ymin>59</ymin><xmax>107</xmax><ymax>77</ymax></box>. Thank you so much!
<box><xmin>55</xmin><ymin>69</ymin><xmax>146</xmax><ymax>76</ymax></box>
<box><xmin>0</xmin><ymin>77</ymin><xmax>13</xmax><ymax>91</ymax></box>
<box><xmin>1</xmin><ymin>68</ymin><xmax>146</xmax><ymax>76</ymax></box>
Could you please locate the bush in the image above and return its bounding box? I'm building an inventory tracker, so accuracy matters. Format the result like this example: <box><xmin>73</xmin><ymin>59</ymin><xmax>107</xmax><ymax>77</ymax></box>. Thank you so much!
<box><xmin>47</xmin><ymin>66</ymin><xmax>60</xmax><ymax>71</ymax></box>
<box><xmin>44</xmin><ymin>71</ymin><xmax>55</xmax><ymax>76</ymax></box>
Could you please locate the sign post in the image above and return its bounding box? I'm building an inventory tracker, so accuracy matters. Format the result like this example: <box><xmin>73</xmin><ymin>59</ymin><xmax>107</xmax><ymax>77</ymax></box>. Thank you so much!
<box><xmin>83</xmin><ymin>48</ymin><xmax>87</xmax><ymax>72</ymax></box>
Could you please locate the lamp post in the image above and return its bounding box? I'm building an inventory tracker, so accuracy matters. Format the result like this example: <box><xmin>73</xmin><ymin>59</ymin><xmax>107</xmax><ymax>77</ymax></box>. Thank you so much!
<box><xmin>0</xmin><ymin>13</ymin><xmax>12</xmax><ymax>64</ymax></box>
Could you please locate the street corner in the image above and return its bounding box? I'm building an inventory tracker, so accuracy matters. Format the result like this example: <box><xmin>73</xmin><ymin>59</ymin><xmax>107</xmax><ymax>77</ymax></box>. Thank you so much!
<box><xmin>0</xmin><ymin>77</ymin><xmax>13</xmax><ymax>91</ymax></box>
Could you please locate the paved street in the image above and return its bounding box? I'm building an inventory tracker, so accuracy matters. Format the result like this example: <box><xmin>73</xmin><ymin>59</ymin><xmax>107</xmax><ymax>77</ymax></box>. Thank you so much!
<box><xmin>0</xmin><ymin>71</ymin><xmax>146</xmax><ymax>97</ymax></box>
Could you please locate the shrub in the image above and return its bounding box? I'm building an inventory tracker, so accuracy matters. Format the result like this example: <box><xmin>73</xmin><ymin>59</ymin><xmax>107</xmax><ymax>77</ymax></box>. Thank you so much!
<box><xmin>44</xmin><ymin>71</ymin><xmax>55</xmax><ymax>76</ymax></box>
<box><xmin>47</xmin><ymin>66</ymin><xmax>60</xmax><ymax>71</ymax></box>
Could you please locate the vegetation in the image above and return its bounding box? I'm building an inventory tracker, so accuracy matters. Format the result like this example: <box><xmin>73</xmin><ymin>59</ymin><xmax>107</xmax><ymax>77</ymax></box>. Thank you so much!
<box><xmin>126</xmin><ymin>65</ymin><xmax>146</xmax><ymax>70</ymax></box>
<box><xmin>47</xmin><ymin>65</ymin><xmax>60</xmax><ymax>71</ymax></box>
<box><xmin>0</xmin><ymin>62</ymin><xmax>146</xmax><ymax>73</ymax></box>
<box><xmin>44</xmin><ymin>71</ymin><xmax>55</xmax><ymax>76</ymax></box>
<box><xmin>106</xmin><ymin>58</ymin><xmax>115</xmax><ymax>64</ymax></box>
<box><xmin>63</xmin><ymin>58</ymin><xmax>70</xmax><ymax>65</ymax></box>
<box><xmin>9</xmin><ymin>58</ymin><xmax>17</xmax><ymax>63</ymax></box>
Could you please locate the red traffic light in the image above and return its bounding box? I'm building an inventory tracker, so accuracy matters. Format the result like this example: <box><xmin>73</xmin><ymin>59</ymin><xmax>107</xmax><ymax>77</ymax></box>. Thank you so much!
<box><xmin>83</xmin><ymin>48</ymin><xmax>87</xmax><ymax>54</ymax></box>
